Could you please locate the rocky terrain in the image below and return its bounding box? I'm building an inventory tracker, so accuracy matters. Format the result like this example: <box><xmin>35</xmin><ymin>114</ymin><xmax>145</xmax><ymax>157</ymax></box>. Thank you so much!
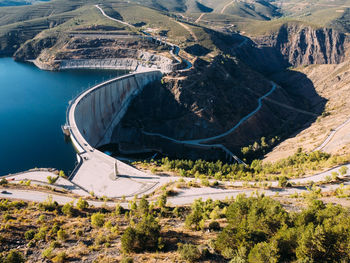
<box><xmin>237</xmin><ymin>22</ymin><xmax>349</xmax><ymax>74</ymax></box>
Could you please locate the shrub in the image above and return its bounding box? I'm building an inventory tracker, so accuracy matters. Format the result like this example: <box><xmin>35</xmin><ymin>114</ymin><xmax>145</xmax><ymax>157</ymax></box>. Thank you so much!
<box><xmin>0</xmin><ymin>178</ymin><xmax>8</xmax><ymax>185</ymax></box>
<box><xmin>178</xmin><ymin>243</ymin><xmax>201</xmax><ymax>262</ymax></box>
<box><xmin>339</xmin><ymin>166</ymin><xmax>348</xmax><ymax>176</ymax></box>
<box><xmin>58</xmin><ymin>170</ymin><xmax>67</xmax><ymax>178</ymax></box>
<box><xmin>42</xmin><ymin>247</ymin><xmax>53</xmax><ymax>259</ymax></box>
<box><xmin>91</xmin><ymin>213</ymin><xmax>105</xmax><ymax>228</ymax></box>
<box><xmin>76</xmin><ymin>198</ymin><xmax>89</xmax><ymax>210</ymax></box>
<box><xmin>24</xmin><ymin>230</ymin><xmax>36</xmax><ymax>240</ymax></box>
<box><xmin>38</xmin><ymin>196</ymin><xmax>58</xmax><ymax>211</ymax></box>
<box><xmin>47</xmin><ymin>175</ymin><xmax>59</xmax><ymax>185</ymax></box>
<box><xmin>115</xmin><ymin>203</ymin><xmax>125</xmax><ymax>215</ymax></box>
<box><xmin>248</xmin><ymin>241</ymin><xmax>279</xmax><ymax>263</ymax></box>
<box><xmin>120</xmin><ymin>257</ymin><xmax>134</xmax><ymax>263</ymax></box>
<box><xmin>57</xmin><ymin>229</ymin><xmax>67</xmax><ymax>241</ymax></box>
<box><xmin>278</xmin><ymin>176</ymin><xmax>288</xmax><ymax>188</ymax></box>
<box><xmin>52</xmin><ymin>251</ymin><xmax>67</xmax><ymax>263</ymax></box>
<box><xmin>138</xmin><ymin>196</ymin><xmax>149</xmax><ymax>215</ymax></box>
<box><xmin>62</xmin><ymin>202</ymin><xmax>74</xmax><ymax>217</ymax></box>
<box><xmin>4</xmin><ymin>250</ymin><xmax>25</xmax><ymax>263</ymax></box>
<box><xmin>121</xmin><ymin>215</ymin><xmax>161</xmax><ymax>253</ymax></box>
<box><xmin>34</xmin><ymin>227</ymin><xmax>47</xmax><ymax>241</ymax></box>
<box><xmin>50</xmin><ymin>241</ymin><xmax>61</xmax><ymax>248</ymax></box>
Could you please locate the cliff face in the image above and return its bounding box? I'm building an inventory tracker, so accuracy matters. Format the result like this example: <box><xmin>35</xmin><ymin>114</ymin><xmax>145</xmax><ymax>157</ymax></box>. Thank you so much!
<box><xmin>13</xmin><ymin>33</ymin><xmax>175</xmax><ymax>71</ymax></box>
<box><xmin>237</xmin><ymin>23</ymin><xmax>349</xmax><ymax>73</ymax></box>
<box><xmin>274</xmin><ymin>24</ymin><xmax>347</xmax><ymax>66</ymax></box>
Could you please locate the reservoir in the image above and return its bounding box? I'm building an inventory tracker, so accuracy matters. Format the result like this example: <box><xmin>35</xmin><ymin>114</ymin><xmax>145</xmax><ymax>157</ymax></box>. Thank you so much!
<box><xmin>0</xmin><ymin>58</ymin><xmax>125</xmax><ymax>175</ymax></box>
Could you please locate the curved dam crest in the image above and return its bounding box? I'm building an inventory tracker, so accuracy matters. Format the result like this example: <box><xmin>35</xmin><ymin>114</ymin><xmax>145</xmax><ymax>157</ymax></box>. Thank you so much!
<box><xmin>67</xmin><ymin>70</ymin><xmax>163</xmax><ymax>197</ymax></box>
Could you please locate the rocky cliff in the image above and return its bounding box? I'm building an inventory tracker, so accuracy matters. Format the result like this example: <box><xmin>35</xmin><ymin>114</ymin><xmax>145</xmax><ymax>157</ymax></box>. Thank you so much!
<box><xmin>237</xmin><ymin>23</ymin><xmax>349</xmax><ymax>73</ymax></box>
<box><xmin>13</xmin><ymin>32</ymin><xmax>175</xmax><ymax>71</ymax></box>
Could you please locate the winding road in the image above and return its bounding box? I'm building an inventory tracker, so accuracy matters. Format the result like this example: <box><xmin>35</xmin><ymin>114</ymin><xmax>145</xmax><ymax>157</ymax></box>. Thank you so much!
<box><xmin>314</xmin><ymin>116</ymin><xmax>350</xmax><ymax>152</ymax></box>
<box><xmin>95</xmin><ymin>5</ymin><xmax>193</xmax><ymax>72</ymax></box>
<box><xmin>142</xmin><ymin>82</ymin><xmax>276</xmax><ymax>163</ymax></box>
<box><xmin>1</xmin><ymin>162</ymin><xmax>349</xmax><ymax>206</ymax></box>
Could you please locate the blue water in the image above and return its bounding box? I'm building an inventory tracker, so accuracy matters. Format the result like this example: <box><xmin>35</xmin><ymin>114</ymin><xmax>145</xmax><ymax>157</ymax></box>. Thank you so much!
<box><xmin>0</xmin><ymin>58</ymin><xmax>125</xmax><ymax>175</ymax></box>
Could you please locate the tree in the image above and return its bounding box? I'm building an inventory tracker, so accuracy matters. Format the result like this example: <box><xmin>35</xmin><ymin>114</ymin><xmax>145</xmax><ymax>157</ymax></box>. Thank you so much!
<box><xmin>139</xmin><ymin>196</ymin><xmax>149</xmax><ymax>215</ymax></box>
<box><xmin>178</xmin><ymin>243</ymin><xmax>201</xmax><ymax>262</ymax></box>
<box><xmin>248</xmin><ymin>241</ymin><xmax>279</xmax><ymax>263</ymax></box>
<box><xmin>121</xmin><ymin>215</ymin><xmax>161</xmax><ymax>253</ymax></box>
<box><xmin>121</xmin><ymin>227</ymin><xmax>137</xmax><ymax>253</ymax></box>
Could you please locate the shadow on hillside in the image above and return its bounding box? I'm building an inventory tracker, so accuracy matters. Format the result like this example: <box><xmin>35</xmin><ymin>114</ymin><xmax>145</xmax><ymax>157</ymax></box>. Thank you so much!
<box><xmin>228</xmin><ymin>37</ymin><xmax>328</xmax><ymax>158</ymax></box>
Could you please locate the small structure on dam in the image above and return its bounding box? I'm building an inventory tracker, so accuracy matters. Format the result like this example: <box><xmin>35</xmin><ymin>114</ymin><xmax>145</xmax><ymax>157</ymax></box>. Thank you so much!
<box><xmin>65</xmin><ymin>70</ymin><xmax>165</xmax><ymax>197</ymax></box>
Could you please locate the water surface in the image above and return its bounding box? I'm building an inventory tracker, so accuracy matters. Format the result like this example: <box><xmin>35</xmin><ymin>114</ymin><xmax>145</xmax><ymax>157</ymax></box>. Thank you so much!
<box><xmin>0</xmin><ymin>58</ymin><xmax>125</xmax><ymax>175</ymax></box>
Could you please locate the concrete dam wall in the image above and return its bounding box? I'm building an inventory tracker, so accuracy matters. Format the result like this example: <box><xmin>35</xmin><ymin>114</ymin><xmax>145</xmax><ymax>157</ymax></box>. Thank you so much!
<box><xmin>65</xmin><ymin>70</ymin><xmax>164</xmax><ymax>197</ymax></box>
<box><xmin>71</xmin><ymin>70</ymin><xmax>162</xmax><ymax>150</ymax></box>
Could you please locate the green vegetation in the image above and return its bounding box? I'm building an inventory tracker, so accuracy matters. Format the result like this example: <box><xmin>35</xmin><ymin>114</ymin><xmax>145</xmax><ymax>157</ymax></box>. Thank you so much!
<box><xmin>135</xmin><ymin>150</ymin><xmax>350</xmax><ymax>182</ymax></box>
<box><xmin>46</xmin><ymin>175</ymin><xmax>59</xmax><ymax>184</ymax></box>
<box><xmin>214</xmin><ymin>195</ymin><xmax>350</xmax><ymax>262</ymax></box>
<box><xmin>1</xmin><ymin>190</ymin><xmax>350</xmax><ymax>262</ymax></box>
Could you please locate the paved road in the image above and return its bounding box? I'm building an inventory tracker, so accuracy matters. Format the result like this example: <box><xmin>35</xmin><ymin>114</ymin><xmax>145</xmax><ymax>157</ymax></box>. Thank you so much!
<box><xmin>2</xmin><ymin>168</ymin><xmax>349</xmax><ymax>206</ymax></box>
<box><xmin>314</xmin><ymin>116</ymin><xmax>350</xmax><ymax>152</ymax></box>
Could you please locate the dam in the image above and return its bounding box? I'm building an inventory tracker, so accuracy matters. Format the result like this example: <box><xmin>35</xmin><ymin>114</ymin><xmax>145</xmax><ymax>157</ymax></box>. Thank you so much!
<box><xmin>66</xmin><ymin>70</ymin><xmax>164</xmax><ymax>197</ymax></box>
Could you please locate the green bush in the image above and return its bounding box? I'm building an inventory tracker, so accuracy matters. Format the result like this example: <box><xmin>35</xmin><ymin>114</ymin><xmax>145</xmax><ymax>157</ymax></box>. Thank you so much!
<box><xmin>121</xmin><ymin>215</ymin><xmax>161</xmax><ymax>253</ymax></box>
<box><xmin>52</xmin><ymin>251</ymin><xmax>67</xmax><ymax>263</ymax></box>
<box><xmin>61</xmin><ymin>202</ymin><xmax>74</xmax><ymax>217</ymax></box>
<box><xmin>41</xmin><ymin>247</ymin><xmax>53</xmax><ymax>259</ymax></box>
<box><xmin>47</xmin><ymin>175</ymin><xmax>59</xmax><ymax>184</ymax></box>
<box><xmin>24</xmin><ymin>229</ymin><xmax>36</xmax><ymax>241</ymax></box>
<box><xmin>120</xmin><ymin>257</ymin><xmax>134</xmax><ymax>263</ymax></box>
<box><xmin>177</xmin><ymin>243</ymin><xmax>201</xmax><ymax>262</ymax></box>
<box><xmin>121</xmin><ymin>227</ymin><xmax>137</xmax><ymax>253</ymax></box>
<box><xmin>278</xmin><ymin>176</ymin><xmax>289</xmax><ymax>188</ymax></box>
<box><xmin>3</xmin><ymin>250</ymin><xmax>25</xmax><ymax>263</ymax></box>
<box><xmin>76</xmin><ymin>198</ymin><xmax>89</xmax><ymax>210</ymax></box>
<box><xmin>38</xmin><ymin>196</ymin><xmax>58</xmax><ymax>212</ymax></box>
<box><xmin>214</xmin><ymin>195</ymin><xmax>350</xmax><ymax>262</ymax></box>
<box><xmin>58</xmin><ymin>170</ymin><xmax>67</xmax><ymax>178</ymax></box>
<box><xmin>0</xmin><ymin>178</ymin><xmax>8</xmax><ymax>185</ymax></box>
<box><xmin>91</xmin><ymin>213</ymin><xmax>105</xmax><ymax>228</ymax></box>
<box><xmin>34</xmin><ymin>227</ymin><xmax>48</xmax><ymax>241</ymax></box>
<box><xmin>57</xmin><ymin>229</ymin><xmax>67</xmax><ymax>241</ymax></box>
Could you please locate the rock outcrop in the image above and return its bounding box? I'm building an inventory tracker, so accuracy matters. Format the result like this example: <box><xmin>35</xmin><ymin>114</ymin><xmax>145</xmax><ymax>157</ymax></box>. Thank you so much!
<box><xmin>237</xmin><ymin>23</ymin><xmax>349</xmax><ymax>73</ymax></box>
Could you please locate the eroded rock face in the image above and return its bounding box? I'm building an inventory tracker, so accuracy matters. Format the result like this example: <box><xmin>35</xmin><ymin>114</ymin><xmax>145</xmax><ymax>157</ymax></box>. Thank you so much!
<box><xmin>237</xmin><ymin>23</ymin><xmax>349</xmax><ymax>73</ymax></box>
<box><xmin>275</xmin><ymin>24</ymin><xmax>347</xmax><ymax>66</ymax></box>
<box><xmin>13</xmin><ymin>33</ymin><xmax>174</xmax><ymax>71</ymax></box>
